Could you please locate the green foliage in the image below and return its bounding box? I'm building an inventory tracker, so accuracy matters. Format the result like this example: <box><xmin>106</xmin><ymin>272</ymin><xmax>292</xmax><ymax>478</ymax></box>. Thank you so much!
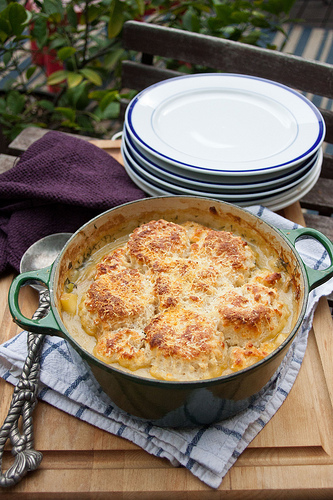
<box><xmin>147</xmin><ymin>0</ymin><xmax>296</xmax><ymax>47</ymax></box>
<box><xmin>0</xmin><ymin>0</ymin><xmax>296</xmax><ymax>142</ymax></box>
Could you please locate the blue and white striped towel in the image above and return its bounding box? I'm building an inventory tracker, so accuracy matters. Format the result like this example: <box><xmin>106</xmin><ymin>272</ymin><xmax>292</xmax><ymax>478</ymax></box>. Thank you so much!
<box><xmin>0</xmin><ymin>206</ymin><xmax>332</xmax><ymax>489</ymax></box>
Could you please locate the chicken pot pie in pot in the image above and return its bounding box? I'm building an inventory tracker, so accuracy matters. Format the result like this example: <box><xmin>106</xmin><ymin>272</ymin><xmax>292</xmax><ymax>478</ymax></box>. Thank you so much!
<box><xmin>61</xmin><ymin>219</ymin><xmax>294</xmax><ymax>381</ymax></box>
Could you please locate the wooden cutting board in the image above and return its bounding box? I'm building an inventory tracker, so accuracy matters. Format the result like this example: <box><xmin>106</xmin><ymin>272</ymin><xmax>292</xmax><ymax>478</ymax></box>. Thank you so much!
<box><xmin>0</xmin><ymin>141</ymin><xmax>332</xmax><ymax>498</ymax></box>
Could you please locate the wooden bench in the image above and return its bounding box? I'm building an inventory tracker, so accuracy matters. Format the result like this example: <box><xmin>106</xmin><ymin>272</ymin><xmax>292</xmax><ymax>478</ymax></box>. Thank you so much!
<box><xmin>121</xmin><ymin>20</ymin><xmax>333</xmax><ymax>240</ymax></box>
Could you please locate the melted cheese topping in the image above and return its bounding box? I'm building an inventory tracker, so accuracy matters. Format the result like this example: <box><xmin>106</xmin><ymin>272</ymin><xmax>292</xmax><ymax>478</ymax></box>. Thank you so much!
<box><xmin>127</xmin><ymin>219</ymin><xmax>189</xmax><ymax>267</ymax></box>
<box><xmin>145</xmin><ymin>307</ymin><xmax>227</xmax><ymax>381</ymax></box>
<box><xmin>215</xmin><ymin>283</ymin><xmax>287</xmax><ymax>347</ymax></box>
<box><xmin>61</xmin><ymin>219</ymin><xmax>297</xmax><ymax>381</ymax></box>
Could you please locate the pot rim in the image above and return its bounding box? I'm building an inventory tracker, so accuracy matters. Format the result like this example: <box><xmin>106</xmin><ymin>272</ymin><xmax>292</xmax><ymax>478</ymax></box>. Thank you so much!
<box><xmin>49</xmin><ymin>196</ymin><xmax>309</xmax><ymax>389</ymax></box>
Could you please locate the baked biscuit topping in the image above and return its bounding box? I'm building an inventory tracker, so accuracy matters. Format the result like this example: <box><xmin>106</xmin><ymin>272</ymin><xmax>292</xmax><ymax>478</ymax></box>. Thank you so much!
<box><xmin>79</xmin><ymin>267</ymin><xmax>155</xmax><ymax>336</ymax></box>
<box><xmin>127</xmin><ymin>219</ymin><xmax>189</xmax><ymax>267</ymax></box>
<box><xmin>62</xmin><ymin>219</ymin><xmax>294</xmax><ymax>381</ymax></box>
<box><xmin>216</xmin><ymin>283</ymin><xmax>287</xmax><ymax>347</ymax></box>
<box><xmin>144</xmin><ymin>308</ymin><xmax>227</xmax><ymax>381</ymax></box>
<box><xmin>94</xmin><ymin>328</ymin><xmax>152</xmax><ymax>370</ymax></box>
<box><xmin>227</xmin><ymin>343</ymin><xmax>269</xmax><ymax>372</ymax></box>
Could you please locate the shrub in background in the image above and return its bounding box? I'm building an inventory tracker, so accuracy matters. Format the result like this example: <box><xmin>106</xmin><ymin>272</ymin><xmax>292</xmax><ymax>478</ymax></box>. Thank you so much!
<box><xmin>0</xmin><ymin>0</ymin><xmax>296</xmax><ymax>144</ymax></box>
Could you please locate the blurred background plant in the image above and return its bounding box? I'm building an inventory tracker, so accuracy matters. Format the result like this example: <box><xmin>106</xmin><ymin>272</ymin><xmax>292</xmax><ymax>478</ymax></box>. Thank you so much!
<box><xmin>0</xmin><ymin>0</ymin><xmax>296</xmax><ymax>147</ymax></box>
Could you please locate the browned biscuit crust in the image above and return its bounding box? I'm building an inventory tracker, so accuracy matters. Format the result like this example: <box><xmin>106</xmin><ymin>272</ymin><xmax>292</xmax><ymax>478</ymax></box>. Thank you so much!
<box><xmin>72</xmin><ymin>219</ymin><xmax>290</xmax><ymax>381</ymax></box>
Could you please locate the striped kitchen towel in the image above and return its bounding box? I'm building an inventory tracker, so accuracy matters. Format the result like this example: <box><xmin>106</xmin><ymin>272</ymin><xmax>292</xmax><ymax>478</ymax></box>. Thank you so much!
<box><xmin>0</xmin><ymin>205</ymin><xmax>332</xmax><ymax>489</ymax></box>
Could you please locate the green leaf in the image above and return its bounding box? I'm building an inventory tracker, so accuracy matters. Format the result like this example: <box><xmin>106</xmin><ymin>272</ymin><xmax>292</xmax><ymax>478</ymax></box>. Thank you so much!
<box><xmin>108</xmin><ymin>0</ymin><xmax>124</xmax><ymax>38</ymax></box>
<box><xmin>282</xmin><ymin>0</ymin><xmax>297</xmax><ymax>15</ymax></box>
<box><xmin>251</xmin><ymin>15</ymin><xmax>270</xmax><ymax>29</ymax></box>
<box><xmin>38</xmin><ymin>100</ymin><xmax>55</xmax><ymax>111</ymax></box>
<box><xmin>43</xmin><ymin>0</ymin><xmax>64</xmax><ymax>18</ymax></box>
<box><xmin>88</xmin><ymin>90</ymin><xmax>108</xmax><ymax>101</ymax></box>
<box><xmin>60</xmin><ymin>119</ymin><xmax>79</xmax><ymax>129</ymax></box>
<box><xmin>3</xmin><ymin>50</ymin><xmax>11</xmax><ymax>66</ymax></box>
<box><xmin>8</xmin><ymin>3</ymin><xmax>27</xmax><ymax>36</ymax></box>
<box><xmin>213</xmin><ymin>4</ymin><xmax>233</xmax><ymax>24</ymax></box>
<box><xmin>241</xmin><ymin>30</ymin><xmax>262</xmax><ymax>45</ymax></box>
<box><xmin>32</xmin><ymin>16</ymin><xmax>48</xmax><ymax>48</ymax></box>
<box><xmin>79</xmin><ymin>68</ymin><xmax>102</xmax><ymax>86</ymax></box>
<box><xmin>49</xmin><ymin>37</ymin><xmax>68</xmax><ymax>50</ymax></box>
<box><xmin>66</xmin><ymin>4</ymin><xmax>78</xmax><ymax>28</ymax></box>
<box><xmin>100</xmin><ymin>101</ymin><xmax>120</xmax><ymax>119</ymax></box>
<box><xmin>67</xmin><ymin>82</ymin><xmax>89</xmax><ymax>109</ymax></box>
<box><xmin>99</xmin><ymin>90</ymin><xmax>118</xmax><ymax>111</ymax></box>
<box><xmin>76</xmin><ymin>114</ymin><xmax>95</xmax><ymax>132</ymax></box>
<box><xmin>86</xmin><ymin>5</ymin><xmax>101</xmax><ymax>23</ymax></box>
<box><xmin>103</xmin><ymin>47</ymin><xmax>125</xmax><ymax>70</ymax></box>
<box><xmin>57</xmin><ymin>46</ymin><xmax>77</xmax><ymax>61</ymax></box>
<box><xmin>26</xmin><ymin>66</ymin><xmax>37</xmax><ymax>80</ymax></box>
<box><xmin>182</xmin><ymin>9</ymin><xmax>201</xmax><ymax>33</ymax></box>
<box><xmin>67</xmin><ymin>72</ymin><xmax>84</xmax><ymax>88</ymax></box>
<box><xmin>55</xmin><ymin>107</ymin><xmax>76</xmax><ymax>121</ymax></box>
<box><xmin>120</xmin><ymin>89</ymin><xmax>137</xmax><ymax>100</ymax></box>
<box><xmin>0</xmin><ymin>29</ymin><xmax>8</xmax><ymax>43</ymax></box>
<box><xmin>0</xmin><ymin>97</ymin><xmax>6</xmax><ymax>113</ymax></box>
<box><xmin>134</xmin><ymin>0</ymin><xmax>145</xmax><ymax>16</ymax></box>
<box><xmin>0</xmin><ymin>13</ymin><xmax>11</xmax><ymax>36</ymax></box>
<box><xmin>47</xmin><ymin>69</ymin><xmax>68</xmax><ymax>85</ymax></box>
<box><xmin>7</xmin><ymin>91</ymin><xmax>25</xmax><ymax>114</ymax></box>
<box><xmin>231</xmin><ymin>10</ymin><xmax>251</xmax><ymax>24</ymax></box>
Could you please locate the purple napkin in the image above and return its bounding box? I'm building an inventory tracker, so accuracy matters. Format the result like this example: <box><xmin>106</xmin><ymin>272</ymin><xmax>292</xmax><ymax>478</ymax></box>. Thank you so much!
<box><xmin>0</xmin><ymin>131</ymin><xmax>145</xmax><ymax>275</ymax></box>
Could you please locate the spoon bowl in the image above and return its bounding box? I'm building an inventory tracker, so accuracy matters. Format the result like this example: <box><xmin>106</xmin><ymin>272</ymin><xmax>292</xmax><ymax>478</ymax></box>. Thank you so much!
<box><xmin>20</xmin><ymin>233</ymin><xmax>72</xmax><ymax>292</ymax></box>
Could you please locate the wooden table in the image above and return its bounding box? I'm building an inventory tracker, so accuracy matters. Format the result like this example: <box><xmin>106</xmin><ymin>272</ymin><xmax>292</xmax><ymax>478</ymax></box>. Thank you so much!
<box><xmin>0</xmin><ymin>129</ymin><xmax>333</xmax><ymax>498</ymax></box>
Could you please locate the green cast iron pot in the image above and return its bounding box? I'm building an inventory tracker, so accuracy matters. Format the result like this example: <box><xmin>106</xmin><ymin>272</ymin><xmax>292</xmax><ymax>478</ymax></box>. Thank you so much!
<box><xmin>8</xmin><ymin>197</ymin><xmax>333</xmax><ymax>427</ymax></box>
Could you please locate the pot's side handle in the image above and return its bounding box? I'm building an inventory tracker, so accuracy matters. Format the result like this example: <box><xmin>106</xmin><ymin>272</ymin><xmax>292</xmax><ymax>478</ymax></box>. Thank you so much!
<box><xmin>8</xmin><ymin>267</ymin><xmax>61</xmax><ymax>334</ymax></box>
<box><xmin>279</xmin><ymin>227</ymin><xmax>333</xmax><ymax>291</ymax></box>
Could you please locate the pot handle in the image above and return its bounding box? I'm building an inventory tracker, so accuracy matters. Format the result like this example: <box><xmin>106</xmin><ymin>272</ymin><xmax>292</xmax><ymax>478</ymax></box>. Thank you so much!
<box><xmin>279</xmin><ymin>227</ymin><xmax>333</xmax><ymax>291</ymax></box>
<box><xmin>8</xmin><ymin>266</ymin><xmax>61</xmax><ymax>334</ymax></box>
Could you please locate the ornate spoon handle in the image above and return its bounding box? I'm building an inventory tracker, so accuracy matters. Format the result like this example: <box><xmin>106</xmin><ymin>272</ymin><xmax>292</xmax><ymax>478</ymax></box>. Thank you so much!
<box><xmin>0</xmin><ymin>289</ymin><xmax>50</xmax><ymax>487</ymax></box>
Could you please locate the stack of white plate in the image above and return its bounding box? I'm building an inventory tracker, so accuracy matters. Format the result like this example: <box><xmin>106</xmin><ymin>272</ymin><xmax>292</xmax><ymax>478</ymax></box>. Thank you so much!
<box><xmin>122</xmin><ymin>73</ymin><xmax>325</xmax><ymax>211</ymax></box>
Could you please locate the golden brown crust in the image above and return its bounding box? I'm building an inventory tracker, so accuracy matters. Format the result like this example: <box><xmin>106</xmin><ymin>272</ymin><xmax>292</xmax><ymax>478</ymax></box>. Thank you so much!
<box><xmin>228</xmin><ymin>343</ymin><xmax>269</xmax><ymax>372</ymax></box>
<box><xmin>191</xmin><ymin>227</ymin><xmax>253</xmax><ymax>265</ymax></box>
<box><xmin>95</xmin><ymin>248</ymin><xmax>130</xmax><ymax>277</ymax></box>
<box><xmin>80</xmin><ymin>269</ymin><xmax>155</xmax><ymax>336</ymax></box>
<box><xmin>216</xmin><ymin>283</ymin><xmax>286</xmax><ymax>347</ymax></box>
<box><xmin>145</xmin><ymin>308</ymin><xmax>222</xmax><ymax>358</ymax></box>
<box><xmin>127</xmin><ymin>219</ymin><xmax>189</xmax><ymax>267</ymax></box>
<box><xmin>94</xmin><ymin>328</ymin><xmax>152</xmax><ymax>369</ymax></box>
<box><xmin>69</xmin><ymin>219</ymin><xmax>292</xmax><ymax>381</ymax></box>
<box><xmin>144</xmin><ymin>308</ymin><xmax>227</xmax><ymax>380</ymax></box>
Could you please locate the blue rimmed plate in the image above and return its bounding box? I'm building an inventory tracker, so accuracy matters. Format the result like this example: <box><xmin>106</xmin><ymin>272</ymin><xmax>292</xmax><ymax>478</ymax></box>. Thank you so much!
<box><xmin>125</xmin><ymin>73</ymin><xmax>325</xmax><ymax>177</ymax></box>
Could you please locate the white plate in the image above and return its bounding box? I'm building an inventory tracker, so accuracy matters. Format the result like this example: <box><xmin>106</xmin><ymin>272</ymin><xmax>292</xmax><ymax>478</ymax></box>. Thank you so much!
<box><xmin>123</xmin><ymin>129</ymin><xmax>318</xmax><ymax>193</ymax></box>
<box><xmin>125</xmin><ymin>123</ymin><xmax>318</xmax><ymax>182</ymax></box>
<box><xmin>123</xmin><ymin>148</ymin><xmax>322</xmax><ymax>211</ymax></box>
<box><xmin>122</xmin><ymin>139</ymin><xmax>319</xmax><ymax>200</ymax></box>
<box><xmin>125</xmin><ymin>73</ymin><xmax>325</xmax><ymax>176</ymax></box>
<box><xmin>251</xmin><ymin>148</ymin><xmax>322</xmax><ymax>207</ymax></box>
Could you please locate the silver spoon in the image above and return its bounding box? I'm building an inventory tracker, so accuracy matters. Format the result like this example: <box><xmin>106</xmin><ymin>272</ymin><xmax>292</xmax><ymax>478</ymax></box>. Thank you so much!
<box><xmin>0</xmin><ymin>233</ymin><xmax>72</xmax><ymax>488</ymax></box>
<box><xmin>20</xmin><ymin>233</ymin><xmax>73</xmax><ymax>292</ymax></box>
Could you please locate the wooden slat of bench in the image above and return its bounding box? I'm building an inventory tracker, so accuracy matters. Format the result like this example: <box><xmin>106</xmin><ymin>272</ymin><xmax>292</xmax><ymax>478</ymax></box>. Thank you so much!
<box><xmin>123</xmin><ymin>21</ymin><xmax>333</xmax><ymax>98</ymax></box>
<box><xmin>0</xmin><ymin>154</ymin><xmax>16</xmax><ymax>173</ymax></box>
<box><xmin>8</xmin><ymin>127</ymin><xmax>94</xmax><ymax>154</ymax></box>
<box><xmin>321</xmin><ymin>154</ymin><xmax>333</xmax><ymax>179</ymax></box>
<box><xmin>300</xmin><ymin>178</ymin><xmax>333</xmax><ymax>215</ymax></box>
<box><xmin>322</xmin><ymin>109</ymin><xmax>333</xmax><ymax>145</ymax></box>
<box><xmin>303</xmin><ymin>212</ymin><xmax>333</xmax><ymax>241</ymax></box>
<box><xmin>121</xmin><ymin>60</ymin><xmax>181</xmax><ymax>91</ymax></box>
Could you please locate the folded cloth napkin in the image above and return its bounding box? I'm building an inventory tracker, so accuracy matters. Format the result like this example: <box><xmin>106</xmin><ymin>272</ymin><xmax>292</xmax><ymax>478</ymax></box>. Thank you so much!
<box><xmin>0</xmin><ymin>130</ymin><xmax>145</xmax><ymax>275</ymax></box>
<box><xmin>1</xmin><ymin>206</ymin><xmax>332</xmax><ymax>489</ymax></box>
